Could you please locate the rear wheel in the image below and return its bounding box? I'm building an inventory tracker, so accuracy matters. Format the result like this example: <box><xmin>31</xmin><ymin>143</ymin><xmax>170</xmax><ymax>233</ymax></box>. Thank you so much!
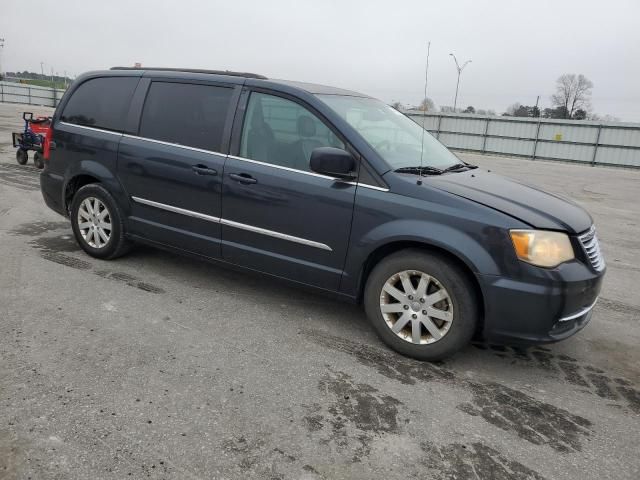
<box><xmin>16</xmin><ymin>149</ymin><xmax>28</xmax><ymax>165</ymax></box>
<box><xmin>364</xmin><ymin>249</ymin><xmax>478</xmax><ymax>361</ymax></box>
<box><xmin>33</xmin><ymin>151</ymin><xmax>44</xmax><ymax>169</ymax></box>
<box><xmin>70</xmin><ymin>184</ymin><xmax>131</xmax><ymax>260</ymax></box>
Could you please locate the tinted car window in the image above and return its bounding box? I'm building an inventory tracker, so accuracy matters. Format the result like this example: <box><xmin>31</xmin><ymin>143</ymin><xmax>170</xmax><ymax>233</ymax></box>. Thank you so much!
<box><xmin>61</xmin><ymin>77</ymin><xmax>138</xmax><ymax>131</ymax></box>
<box><xmin>240</xmin><ymin>92</ymin><xmax>344</xmax><ymax>172</ymax></box>
<box><xmin>139</xmin><ymin>82</ymin><xmax>233</xmax><ymax>152</ymax></box>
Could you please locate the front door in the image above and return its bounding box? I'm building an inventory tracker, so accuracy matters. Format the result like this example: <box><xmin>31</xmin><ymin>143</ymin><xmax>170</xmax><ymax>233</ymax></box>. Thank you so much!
<box><xmin>221</xmin><ymin>91</ymin><xmax>357</xmax><ymax>290</ymax></box>
<box><xmin>118</xmin><ymin>80</ymin><xmax>237</xmax><ymax>258</ymax></box>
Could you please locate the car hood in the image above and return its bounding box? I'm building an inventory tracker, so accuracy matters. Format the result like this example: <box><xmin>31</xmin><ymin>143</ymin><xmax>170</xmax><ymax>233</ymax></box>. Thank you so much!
<box><xmin>414</xmin><ymin>169</ymin><xmax>592</xmax><ymax>234</ymax></box>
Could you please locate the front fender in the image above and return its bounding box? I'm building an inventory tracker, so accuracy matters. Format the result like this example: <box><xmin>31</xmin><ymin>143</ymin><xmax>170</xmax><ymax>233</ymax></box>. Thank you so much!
<box><xmin>339</xmin><ymin>187</ymin><xmax>525</xmax><ymax>298</ymax></box>
<box><xmin>356</xmin><ymin>218</ymin><xmax>502</xmax><ymax>275</ymax></box>
<box><xmin>339</xmin><ymin>219</ymin><xmax>505</xmax><ymax>298</ymax></box>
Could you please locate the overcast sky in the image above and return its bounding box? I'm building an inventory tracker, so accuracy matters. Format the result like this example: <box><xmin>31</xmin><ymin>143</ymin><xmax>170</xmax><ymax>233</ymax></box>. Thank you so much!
<box><xmin>2</xmin><ymin>0</ymin><xmax>639</xmax><ymax>120</ymax></box>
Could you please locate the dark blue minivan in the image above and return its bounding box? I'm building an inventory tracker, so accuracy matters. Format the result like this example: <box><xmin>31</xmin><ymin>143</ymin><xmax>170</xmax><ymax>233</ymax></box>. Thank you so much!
<box><xmin>40</xmin><ymin>68</ymin><xmax>605</xmax><ymax>360</ymax></box>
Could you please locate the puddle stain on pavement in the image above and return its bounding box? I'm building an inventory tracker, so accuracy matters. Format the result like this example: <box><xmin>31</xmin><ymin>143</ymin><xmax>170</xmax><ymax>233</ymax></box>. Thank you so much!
<box><xmin>458</xmin><ymin>382</ymin><xmax>592</xmax><ymax>453</ymax></box>
<box><xmin>421</xmin><ymin>441</ymin><xmax>547</xmax><ymax>480</ymax></box>
<box><xmin>303</xmin><ymin>327</ymin><xmax>454</xmax><ymax>386</ymax></box>
<box><xmin>302</xmin><ymin>369</ymin><xmax>548</xmax><ymax>478</ymax></box>
<box><xmin>473</xmin><ymin>344</ymin><xmax>640</xmax><ymax>414</ymax></box>
<box><xmin>0</xmin><ymin>163</ymin><xmax>40</xmax><ymax>191</ymax></box>
<box><xmin>304</xmin><ymin>328</ymin><xmax>597</xmax><ymax>456</ymax></box>
<box><xmin>9</xmin><ymin>221</ymin><xmax>166</xmax><ymax>295</ymax></box>
<box><xmin>303</xmin><ymin>370</ymin><xmax>405</xmax><ymax>463</ymax></box>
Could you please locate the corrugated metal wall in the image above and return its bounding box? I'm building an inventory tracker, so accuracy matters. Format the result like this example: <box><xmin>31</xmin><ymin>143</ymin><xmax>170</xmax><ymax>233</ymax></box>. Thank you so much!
<box><xmin>406</xmin><ymin>112</ymin><xmax>640</xmax><ymax>168</ymax></box>
<box><xmin>0</xmin><ymin>81</ymin><xmax>65</xmax><ymax>108</ymax></box>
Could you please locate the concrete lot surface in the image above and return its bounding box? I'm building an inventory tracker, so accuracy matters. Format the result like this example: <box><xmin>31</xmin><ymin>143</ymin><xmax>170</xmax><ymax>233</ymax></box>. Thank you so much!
<box><xmin>1</xmin><ymin>102</ymin><xmax>639</xmax><ymax>479</ymax></box>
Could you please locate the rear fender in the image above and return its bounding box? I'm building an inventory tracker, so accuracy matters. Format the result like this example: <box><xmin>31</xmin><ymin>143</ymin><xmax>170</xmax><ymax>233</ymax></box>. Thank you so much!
<box><xmin>63</xmin><ymin>160</ymin><xmax>131</xmax><ymax>214</ymax></box>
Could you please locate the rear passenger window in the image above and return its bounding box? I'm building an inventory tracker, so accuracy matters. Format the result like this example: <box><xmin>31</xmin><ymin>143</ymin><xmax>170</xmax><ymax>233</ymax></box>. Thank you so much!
<box><xmin>61</xmin><ymin>77</ymin><xmax>138</xmax><ymax>131</ymax></box>
<box><xmin>139</xmin><ymin>82</ymin><xmax>233</xmax><ymax>152</ymax></box>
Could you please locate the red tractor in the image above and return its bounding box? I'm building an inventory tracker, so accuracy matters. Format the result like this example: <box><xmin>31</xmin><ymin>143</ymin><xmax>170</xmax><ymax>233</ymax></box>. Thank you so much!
<box><xmin>12</xmin><ymin>112</ymin><xmax>52</xmax><ymax>169</ymax></box>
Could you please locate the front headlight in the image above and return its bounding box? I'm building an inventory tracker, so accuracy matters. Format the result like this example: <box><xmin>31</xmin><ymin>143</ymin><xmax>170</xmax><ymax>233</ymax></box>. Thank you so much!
<box><xmin>509</xmin><ymin>230</ymin><xmax>574</xmax><ymax>268</ymax></box>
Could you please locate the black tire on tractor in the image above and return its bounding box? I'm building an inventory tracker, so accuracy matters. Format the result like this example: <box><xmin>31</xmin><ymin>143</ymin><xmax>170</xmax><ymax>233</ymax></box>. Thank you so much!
<box><xmin>33</xmin><ymin>152</ymin><xmax>45</xmax><ymax>169</ymax></box>
<box><xmin>16</xmin><ymin>149</ymin><xmax>28</xmax><ymax>165</ymax></box>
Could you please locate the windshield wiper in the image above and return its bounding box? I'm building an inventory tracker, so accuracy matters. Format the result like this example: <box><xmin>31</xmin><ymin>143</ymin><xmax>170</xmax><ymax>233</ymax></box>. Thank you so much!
<box><xmin>395</xmin><ymin>166</ymin><xmax>443</xmax><ymax>175</ymax></box>
<box><xmin>442</xmin><ymin>162</ymin><xmax>478</xmax><ymax>173</ymax></box>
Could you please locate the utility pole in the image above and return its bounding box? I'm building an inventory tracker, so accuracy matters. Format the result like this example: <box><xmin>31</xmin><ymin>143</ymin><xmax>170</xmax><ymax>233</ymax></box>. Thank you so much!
<box><xmin>40</xmin><ymin>62</ymin><xmax>44</xmax><ymax>77</ymax></box>
<box><xmin>534</xmin><ymin>95</ymin><xmax>540</xmax><ymax>117</ymax></box>
<box><xmin>0</xmin><ymin>38</ymin><xmax>5</xmax><ymax>80</ymax></box>
<box><xmin>449</xmin><ymin>53</ymin><xmax>472</xmax><ymax>113</ymax></box>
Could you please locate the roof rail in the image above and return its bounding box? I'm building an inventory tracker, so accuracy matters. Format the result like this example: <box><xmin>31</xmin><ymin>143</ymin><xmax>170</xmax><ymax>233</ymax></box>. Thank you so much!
<box><xmin>110</xmin><ymin>67</ymin><xmax>267</xmax><ymax>79</ymax></box>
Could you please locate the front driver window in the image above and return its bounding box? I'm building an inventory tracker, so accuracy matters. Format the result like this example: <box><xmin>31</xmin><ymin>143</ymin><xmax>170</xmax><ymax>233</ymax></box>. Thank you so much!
<box><xmin>240</xmin><ymin>92</ymin><xmax>344</xmax><ymax>172</ymax></box>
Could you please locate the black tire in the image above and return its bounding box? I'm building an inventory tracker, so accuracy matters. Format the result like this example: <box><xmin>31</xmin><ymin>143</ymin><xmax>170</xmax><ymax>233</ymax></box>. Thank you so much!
<box><xmin>33</xmin><ymin>151</ymin><xmax>44</xmax><ymax>169</ymax></box>
<box><xmin>364</xmin><ymin>249</ymin><xmax>478</xmax><ymax>361</ymax></box>
<box><xmin>16</xmin><ymin>149</ymin><xmax>28</xmax><ymax>165</ymax></box>
<box><xmin>70</xmin><ymin>184</ymin><xmax>131</xmax><ymax>260</ymax></box>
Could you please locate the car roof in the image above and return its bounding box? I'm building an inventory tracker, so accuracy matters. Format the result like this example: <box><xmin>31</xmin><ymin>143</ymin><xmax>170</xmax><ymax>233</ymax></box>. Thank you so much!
<box><xmin>109</xmin><ymin>67</ymin><xmax>369</xmax><ymax>98</ymax></box>
<box><xmin>268</xmin><ymin>79</ymin><xmax>368</xmax><ymax>97</ymax></box>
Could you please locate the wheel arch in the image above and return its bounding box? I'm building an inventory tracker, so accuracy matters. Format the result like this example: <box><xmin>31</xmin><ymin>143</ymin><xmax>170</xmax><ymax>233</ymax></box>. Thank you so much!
<box><xmin>63</xmin><ymin>174</ymin><xmax>101</xmax><ymax>214</ymax></box>
<box><xmin>357</xmin><ymin>240</ymin><xmax>486</xmax><ymax>337</ymax></box>
<box><xmin>63</xmin><ymin>159</ymin><xmax>130</xmax><ymax>215</ymax></box>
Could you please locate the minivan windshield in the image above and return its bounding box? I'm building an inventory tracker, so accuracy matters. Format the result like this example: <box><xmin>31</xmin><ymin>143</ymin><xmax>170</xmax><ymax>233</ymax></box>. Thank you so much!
<box><xmin>318</xmin><ymin>95</ymin><xmax>460</xmax><ymax>171</ymax></box>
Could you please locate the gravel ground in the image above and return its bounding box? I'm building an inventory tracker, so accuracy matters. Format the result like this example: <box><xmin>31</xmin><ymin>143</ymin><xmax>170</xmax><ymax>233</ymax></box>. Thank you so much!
<box><xmin>0</xmin><ymin>102</ymin><xmax>639</xmax><ymax>479</ymax></box>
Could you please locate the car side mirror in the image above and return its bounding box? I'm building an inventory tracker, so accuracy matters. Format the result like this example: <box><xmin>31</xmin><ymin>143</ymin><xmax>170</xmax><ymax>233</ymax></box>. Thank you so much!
<box><xmin>310</xmin><ymin>147</ymin><xmax>356</xmax><ymax>179</ymax></box>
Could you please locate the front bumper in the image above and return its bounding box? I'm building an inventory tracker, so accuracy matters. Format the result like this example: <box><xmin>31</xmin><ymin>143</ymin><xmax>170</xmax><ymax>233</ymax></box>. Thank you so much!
<box><xmin>478</xmin><ymin>261</ymin><xmax>604</xmax><ymax>344</ymax></box>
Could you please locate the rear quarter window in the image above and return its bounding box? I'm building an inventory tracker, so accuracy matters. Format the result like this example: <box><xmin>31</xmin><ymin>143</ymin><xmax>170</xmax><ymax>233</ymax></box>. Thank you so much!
<box><xmin>138</xmin><ymin>82</ymin><xmax>234</xmax><ymax>152</ymax></box>
<box><xmin>60</xmin><ymin>77</ymin><xmax>139</xmax><ymax>132</ymax></box>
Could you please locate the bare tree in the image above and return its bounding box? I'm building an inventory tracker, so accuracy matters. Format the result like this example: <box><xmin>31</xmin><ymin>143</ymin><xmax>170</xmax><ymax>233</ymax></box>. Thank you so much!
<box><xmin>419</xmin><ymin>97</ymin><xmax>436</xmax><ymax>112</ymax></box>
<box><xmin>391</xmin><ymin>101</ymin><xmax>403</xmax><ymax>111</ymax></box>
<box><xmin>505</xmin><ymin>102</ymin><xmax>522</xmax><ymax>116</ymax></box>
<box><xmin>551</xmin><ymin>74</ymin><xmax>593</xmax><ymax>119</ymax></box>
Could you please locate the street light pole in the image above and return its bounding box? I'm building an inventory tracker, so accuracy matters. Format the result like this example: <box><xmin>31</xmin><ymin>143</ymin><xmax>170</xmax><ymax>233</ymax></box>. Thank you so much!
<box><xmin>449</xmin><ymin>53</ymin><xmax>472</xmax><ymax>112</ymax></box>
<box><xmin>0</xmin><ymin>38</ymin><xmax>5</xmax><ymax>79</ymax></box>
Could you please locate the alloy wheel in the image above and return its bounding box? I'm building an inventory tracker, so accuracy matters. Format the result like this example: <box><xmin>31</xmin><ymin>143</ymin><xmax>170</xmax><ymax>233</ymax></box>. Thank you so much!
<box><xmin>379</xmin><ymin>270</ymin><xmax>454</xmax><ymax>344</ymax></box>
<box><xmin>77</xmin><ymin>197</ymin><xmax>112</xmax><ymax>249</ymax></box>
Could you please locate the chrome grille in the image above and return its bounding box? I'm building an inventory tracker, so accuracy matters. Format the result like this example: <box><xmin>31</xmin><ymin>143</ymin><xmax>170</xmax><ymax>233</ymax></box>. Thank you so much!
<box><xmin>579</xmin><ymin>226</ymin><xmax>605</xmax><ymax>272</ymax></box>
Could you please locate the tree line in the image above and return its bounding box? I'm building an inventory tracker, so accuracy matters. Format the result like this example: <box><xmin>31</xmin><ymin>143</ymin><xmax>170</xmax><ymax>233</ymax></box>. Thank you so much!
<box><xmin>505</xmin><ymin>74</ymin><xmax>593</xmax><ymax>119</ymax></box>
<box><xmin>397</xmin><ymin>73</ymin><xmax>619</xmax><ymax>121</ymax></box>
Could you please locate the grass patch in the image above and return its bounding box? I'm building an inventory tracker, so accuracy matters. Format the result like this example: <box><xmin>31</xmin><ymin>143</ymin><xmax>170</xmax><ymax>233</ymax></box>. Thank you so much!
<box><xmin>19</xmin><ymin>79</ymin><xmax>67</xmax><ymax>90</ymax></box>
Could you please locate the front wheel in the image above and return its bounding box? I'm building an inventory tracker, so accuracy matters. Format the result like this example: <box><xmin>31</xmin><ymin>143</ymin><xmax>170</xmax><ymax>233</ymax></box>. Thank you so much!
<box><xmin>364</xmin><ymin>249</ymin><xmax>478</xmax><ymax>361</ymax></box>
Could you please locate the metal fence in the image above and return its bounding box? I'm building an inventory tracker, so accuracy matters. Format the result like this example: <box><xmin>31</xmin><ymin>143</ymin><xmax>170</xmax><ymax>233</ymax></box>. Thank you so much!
<box><xmin>0</xmin><ymin>81</ymin><xmax>65</xmax><ymax>108</ymax></box>
<box><xmin>405</xmin><ymin>112</ymin><xmax>640</xmax><ymax>168</ymax></box>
